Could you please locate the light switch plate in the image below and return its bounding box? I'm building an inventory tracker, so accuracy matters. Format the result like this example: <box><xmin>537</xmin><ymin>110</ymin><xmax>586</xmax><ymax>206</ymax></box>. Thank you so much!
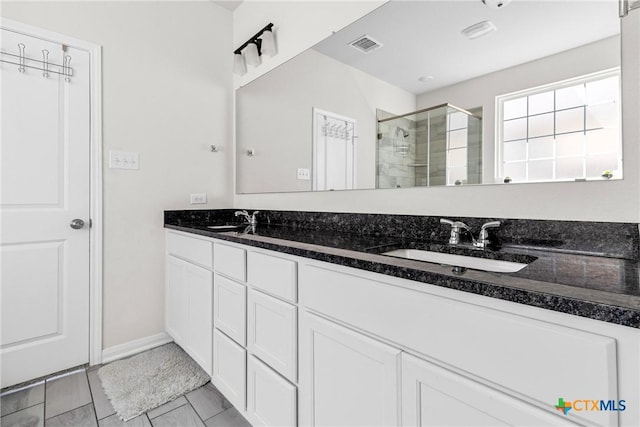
<box><xmin>297</xmin><ymin>168</ymin><xmax>311</xmax><ymax>180</ymax></box>
<box><xmin>190</xmin><ymin>193</ymin><xmax>207</xmax><ymax>204</ymax></box>
<box><xmin>109</xmin><ymin>150</ymin><xmax>139</xmax><ymax>170</ymax></box>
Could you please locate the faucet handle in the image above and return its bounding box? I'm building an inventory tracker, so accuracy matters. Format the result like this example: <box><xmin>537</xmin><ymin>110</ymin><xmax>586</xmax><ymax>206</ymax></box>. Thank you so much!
<box><xmin>440</xmin><ymin>218</ymin><xmax>469</xmax><ymax>230</ymax></box>
<box><xmin>480</xmin><ymin>220</ymin><xmax>501</xmax><ymax>231</ymax></box>
<box><xmin>441</xmin><ymin>218</ymin><xmax>472</xmax><ymax>244</ymax></box>
<box><xmin>234</xmin><ymin>210</ymin><xmax>249</xmax><ymax>217</ymax></box>
<box><xmin>475</xmin><ymin>221</ymin><xmax>501</xmax><ymax>248</ymax></box>
<box><xmin>440</xmin><ymin>218</ymin><xmax>454</xmax><ymax>226</ymax></box>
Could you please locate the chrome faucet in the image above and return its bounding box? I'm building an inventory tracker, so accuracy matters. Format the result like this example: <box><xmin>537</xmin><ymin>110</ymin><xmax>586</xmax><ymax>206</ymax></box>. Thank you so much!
<box><xmin>440</xmin><ymin>219</ymin><xmax>501</xmax><ymax>248</ymax></box>
<box><xmin>235</xmin><ymin>210</ymin><xmax>259</xmax><ymax>227</ymax></box>
<box><xmin>440</xmin><ymin>219</ymin><xmax>475</xmax><ymax>245</ymax></box>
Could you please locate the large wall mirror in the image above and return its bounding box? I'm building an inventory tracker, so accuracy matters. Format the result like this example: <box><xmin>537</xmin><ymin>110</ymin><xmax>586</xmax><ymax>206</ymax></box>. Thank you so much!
<box><xmin>236</xmin><ymin>1</ymin><xmax>621</xmax><ymax>194</ymax></box>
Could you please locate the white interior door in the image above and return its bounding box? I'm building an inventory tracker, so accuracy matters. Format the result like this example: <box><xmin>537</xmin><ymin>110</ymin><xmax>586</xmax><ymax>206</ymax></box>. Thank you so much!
<box><xmin>312</xmin><ymin>108</ymin><xmax>357</xmax><ymax>191</ymax></box>
<box><xmin>1</xmin><ymin>27</ymin><xmax>91</xmax><ymax>388</ymax></box>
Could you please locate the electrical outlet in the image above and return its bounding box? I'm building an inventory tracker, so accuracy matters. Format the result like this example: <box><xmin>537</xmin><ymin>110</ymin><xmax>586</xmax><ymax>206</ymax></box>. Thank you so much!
<box><xmin>190</xmin><ymin>193</ymin><xmax>207</xmax><ymax>204</ymax></box>
<box><xmin>109</xmin><ymin>150</ymin><xmax>140</xmax><ymax>170</ymax></box>
<box><xmin>297</xmin><ymin>168</ymin><xmax>311</xmax><ymax>180</ymax></box>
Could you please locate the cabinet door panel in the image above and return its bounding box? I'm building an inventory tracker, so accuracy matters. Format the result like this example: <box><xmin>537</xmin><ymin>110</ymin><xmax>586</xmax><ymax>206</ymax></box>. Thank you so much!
<box><xmin>165</xmin><ymin>256</ymin><xmax>187</xmax><ymax>346</ymax></box>
<box><xmin>247</xmin><ymin>355</ymin><xmax>297</xmax><ymax>427</ymax></box>
<box><xmin>299</xmin><ymin>312</ymin><xmax>400</xmax><ymax>427</ymax></box>
<box><xmin>212</xmin><ymin>329</ymin><xmax>246</xmax><ymax>410</ymax></box>
<box><xmin>184</xmin><ymin>263</ymin><xmax>213</xmax><ymax>376</ymax></box>
<box><xmin>247</xmin><ymin>289</ymin><xmax>297</xmax><ymax>382</ymax></box>
<box><xmin>214</xmin><ymin>274</ymin><xmax>247</xmax><ymax>346</ymax></box>
<box><xmin>402</xmin><ymin>353</ymin><xmax>582</xmax><ymax>427</ymax></box>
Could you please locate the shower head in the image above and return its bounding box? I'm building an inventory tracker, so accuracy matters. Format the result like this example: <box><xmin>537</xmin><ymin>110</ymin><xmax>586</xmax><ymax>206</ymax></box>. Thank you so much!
<box><xmin>395</xmin><ymin>127</ymin><xmax>409</xmax><ymax>138</ymax></box>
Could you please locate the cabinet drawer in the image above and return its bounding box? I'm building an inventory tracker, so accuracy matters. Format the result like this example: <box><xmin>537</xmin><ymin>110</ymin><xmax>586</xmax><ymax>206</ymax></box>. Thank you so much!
<box><xmin>247</xmin><ymin>289</ymin><xmax>297</xmax><ymax>382</ymax></box>
<box><xmin>212</xmin><ymin>329</ymin><xmax>246</xmax><ymax>411</ymax></box>
<box><xmin>166</xmin><ymin>231</ymin><xmax>213</xmax><ymax>268</ymax></box>
<box><xmin>214</xmin><ymin>274</ymin><xmax>247</xmax><ymax>346</ymax></box>
<box><xmin>213</xmin><ymin>242</ymin><xmax>246</xmax><ymax>282</ymax></box>
<box><xmin>247</xmin><ymin>355</ymin><xmax>297</xmax><ymax>427</ymax></box>
<box><xmin>247</xmin><ymin>251</ymin><xmax>297</xmax><ymax>302</ymax></box>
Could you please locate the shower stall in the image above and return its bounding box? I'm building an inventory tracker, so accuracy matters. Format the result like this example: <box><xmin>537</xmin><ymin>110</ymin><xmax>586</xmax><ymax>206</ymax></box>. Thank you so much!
<box><xmin>377</xmin><ymin>103</ymin><xmax>482</xmax><ymax>188</ymax></box>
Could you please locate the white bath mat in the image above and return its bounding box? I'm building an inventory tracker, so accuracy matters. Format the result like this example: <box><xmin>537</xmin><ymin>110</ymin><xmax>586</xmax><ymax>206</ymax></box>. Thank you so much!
<box><xmin>98</xmin><ymin>343</ymin><xmax>210</xmax><ymax>421</ymax></box>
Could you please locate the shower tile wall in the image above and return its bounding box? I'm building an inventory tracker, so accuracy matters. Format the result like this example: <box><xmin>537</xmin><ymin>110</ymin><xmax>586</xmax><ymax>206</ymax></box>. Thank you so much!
<box><xmin>377</xmin><ymin>109</ymin><xmax>416</xmax><ymax>189</ymax></box>
<box><xmin>419</xmin><ymin>112</ymin><xmax>449</xmax><ymax>187</ymax></box>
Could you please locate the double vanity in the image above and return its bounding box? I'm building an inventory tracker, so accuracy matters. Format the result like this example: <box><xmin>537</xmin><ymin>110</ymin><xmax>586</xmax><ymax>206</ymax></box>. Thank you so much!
<box><xmin>164</xmin><ymin>209</ymin><xmax>639</xmax><ymax>427</ymax></box>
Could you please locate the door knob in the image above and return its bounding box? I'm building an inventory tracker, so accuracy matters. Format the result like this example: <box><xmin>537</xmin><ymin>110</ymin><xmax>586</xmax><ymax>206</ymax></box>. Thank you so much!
<box><xmin>69</xmin><ymin>219</ymin><xmax>85</xmax><ymax>229</ymax></box>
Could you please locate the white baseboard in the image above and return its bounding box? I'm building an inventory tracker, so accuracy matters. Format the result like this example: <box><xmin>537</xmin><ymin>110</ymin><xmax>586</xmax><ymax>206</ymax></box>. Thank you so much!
<box><xmin>100</xmin><ymin>332</ymin><xmax>173</xmax><ymax>364</ymax></box>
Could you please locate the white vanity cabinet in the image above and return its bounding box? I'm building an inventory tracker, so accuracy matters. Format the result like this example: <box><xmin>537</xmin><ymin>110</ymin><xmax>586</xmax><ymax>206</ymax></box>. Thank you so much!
<box><xmin>166</xmin><ymin>229</ymin><xmax>640</xmax><ymax>427</ymax></box>
<box><xmin>298</xmin><ymin>262</ymin><xmax>636</xmax><ymax>427</ymax></box>
<box><xmin>167</xmin><ymin>231</ymin><xmax>300</xmax><ymax>425</ymax></box>
<box><xmin>165</xmin><ymin>232</ymin><xmax>213</xmax><ymax>376</ymax></box>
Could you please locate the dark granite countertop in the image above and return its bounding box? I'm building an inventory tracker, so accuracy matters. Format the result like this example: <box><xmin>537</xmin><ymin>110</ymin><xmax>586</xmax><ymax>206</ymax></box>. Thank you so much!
<box><xmin>164</xmin><ymin>210</ymin><xmax>640</xmax><ymax>329</ymax></box>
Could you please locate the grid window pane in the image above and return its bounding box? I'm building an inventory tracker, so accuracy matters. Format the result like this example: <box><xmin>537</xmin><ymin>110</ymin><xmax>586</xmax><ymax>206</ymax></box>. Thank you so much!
<box><xmin>556</xmin><ymin>108</ymin><xmax>584</xmax><ymax>134</ymax></box>
<box><xmin>504</xmin><ymin>98</ymin><xmax>527</xmax><ymax>120</ymax></box>
<box><xmin>586</xmin><ymin>76</ymin><xmax>619</xmax><ymax>105</ymax></box>
<box><xmin>528</xmin><ymin>136</ymin><xmax>554</xmax><ymax>159</ymax></box>
<box><xmin>448</xmin><ymin>129</ymin><xmax>467</xmax><ymax>149</ymax></box>
<box><xmin>586</xmin><ymin>128</ymin><xmax>618</xmax><ymax>154</ymax></box>
<box><xmin>556</xmin><ymin>133</ymin><xmax>584</xmax><ymax>157</ymax></box>
<box><xmin>586</xmin><ymin>153</ymin><xmax>618</xmax><ymax>178</ymax></box>
<box><xmin>529</xmin><ymin>92</ymin><xmax>554</xmax><ymax>115</ymax></box>
<box><xmin>504</xmin><ymin>140</ymin><xmax>526</xmax><ymax>162</ymax></box>
<box><xmin>556</xmin><ymin>157</ymin><xmax>584</xmax><ymax>180</ymax></box>
<box><xmin>556</xmin><ymin>84</ymin><xmax>586</xmax><ymax>110</ymax></box>
<box><xmin>586</xmin><ymin>102</ymin><xmax>618</xmax><ymax>129</ymax></box>
<box><xmin>499</xmin><ymin>71</ymin><xmax>621</xmax><ymax>183</ymax></box>
<box><xmin>503</xmin><ymin>118</ymin><xmax>527</xmax><ymax>141</ymax></box>
<box><xmin>528</xmin><ymin>159</ymin><xmax>554</xmax><ymax>181</ymax></box>
<box><xmin>448</xmin><ymin>147</ymin><xmax>467</xmax><ymax>168</ymax></box>
<box><xmin>528</xmin><ymin>112</ymin><xmax>554</xmax><ymax>138</ymax></box>
<box><xmin>448</xmin><ymin>166</ymin><xmax>467</xmax><ymax>184</ymax></box>
<box><xmin>503</xmin><ymin>162</ymin><xmax>526</xmax><ymax>182</ymax></box>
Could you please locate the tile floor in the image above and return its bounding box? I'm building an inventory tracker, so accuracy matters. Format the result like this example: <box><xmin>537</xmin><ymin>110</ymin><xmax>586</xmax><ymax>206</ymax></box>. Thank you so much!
<box><xmin>0</xmin><ymin>366</ymin><xmax>251</xmax><ymax>427</ymax></box>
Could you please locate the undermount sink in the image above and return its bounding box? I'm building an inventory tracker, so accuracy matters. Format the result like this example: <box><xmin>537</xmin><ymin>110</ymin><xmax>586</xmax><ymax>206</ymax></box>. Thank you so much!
<box><xmin>382</xmin><ymin>248</ymin><xmax>528</xmax><ymax>273</ymax></box>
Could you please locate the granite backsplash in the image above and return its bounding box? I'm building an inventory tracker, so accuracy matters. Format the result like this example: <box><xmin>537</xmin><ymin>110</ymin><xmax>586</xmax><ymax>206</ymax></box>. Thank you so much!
<box><xmin>164</xmin><ymin>209</ymin><xmax>640</xmax><ymax>260</ymax></box>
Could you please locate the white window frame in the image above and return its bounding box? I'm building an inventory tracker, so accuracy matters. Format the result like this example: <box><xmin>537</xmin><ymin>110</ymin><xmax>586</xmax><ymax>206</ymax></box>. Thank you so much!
<box><xmin>495</xmin><ymin>68</ymin><xmax>622</xmax><ymax>183</ymax></box>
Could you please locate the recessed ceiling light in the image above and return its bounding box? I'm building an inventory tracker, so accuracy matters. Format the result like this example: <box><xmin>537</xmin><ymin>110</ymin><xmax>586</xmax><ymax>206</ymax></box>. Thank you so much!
<box><xmin>418</xmin><ymin>76</ymin><xmax>434</xmax><ymax>83</ymax></box>
<box><xmin>461</xmin><ymin>20</ymin><xmax>497</xmax><ymax>40</ymax></box>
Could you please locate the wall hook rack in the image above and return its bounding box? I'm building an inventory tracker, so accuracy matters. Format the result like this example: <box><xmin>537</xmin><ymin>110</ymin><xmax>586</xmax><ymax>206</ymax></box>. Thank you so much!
<box><xmin>0</xmin><ymin>43</ymin><xmax>74</xmax><ymax>80</ymax></box>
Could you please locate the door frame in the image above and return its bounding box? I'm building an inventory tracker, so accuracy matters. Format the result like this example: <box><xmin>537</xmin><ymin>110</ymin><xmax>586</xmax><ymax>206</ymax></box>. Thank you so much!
<box><xmin>1</xmin><ymin>18</ymin><xmax>104</xmax><ymax>366</ymax></box>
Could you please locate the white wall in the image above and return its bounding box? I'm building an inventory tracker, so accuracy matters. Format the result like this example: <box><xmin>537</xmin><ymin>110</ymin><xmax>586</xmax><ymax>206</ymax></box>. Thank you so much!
<box><xmin>234</xmin><ymin>3</ymin><xmax>640</xmax><ymax>223</ymax></box>
<box><xmin>1</xmin><ymin>2</ymin><xmax>234</xmax><ymax>349</ymax></box>
<box><xmin>236</xmin><ymin>48</ymin><xmax>416</xmax><ymax>193</ymax></box>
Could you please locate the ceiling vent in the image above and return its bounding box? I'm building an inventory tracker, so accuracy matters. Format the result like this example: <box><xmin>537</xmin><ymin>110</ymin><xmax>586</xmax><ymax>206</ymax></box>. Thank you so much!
<box><xmin>349</xmin><ymin>35</ymin><xmax>383</xmax><ymax>53</ymax></box>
